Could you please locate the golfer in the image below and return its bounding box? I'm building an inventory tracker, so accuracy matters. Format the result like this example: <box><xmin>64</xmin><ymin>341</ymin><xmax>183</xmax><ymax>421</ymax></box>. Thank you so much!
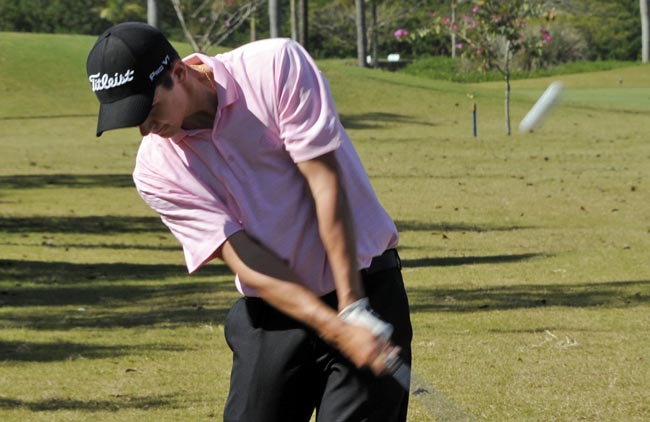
<box><xmin>86</xmin><ymin>22</ymin><xmax>412</xmax><ymax>422</ymax></box>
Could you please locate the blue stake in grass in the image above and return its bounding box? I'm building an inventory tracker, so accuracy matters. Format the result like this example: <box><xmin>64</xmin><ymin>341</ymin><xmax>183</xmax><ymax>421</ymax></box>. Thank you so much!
<box><xmin>472</xmin><ymin>102</ymin><xmax>477</xmax><ymax>137</ymax></box>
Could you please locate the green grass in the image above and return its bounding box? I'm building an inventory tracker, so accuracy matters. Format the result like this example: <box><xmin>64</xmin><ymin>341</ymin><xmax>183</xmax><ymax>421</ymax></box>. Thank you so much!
<box><xmin>2</xmin><ymin>32</ymin><xmax>650</xmax><ymax>421</ymax></box>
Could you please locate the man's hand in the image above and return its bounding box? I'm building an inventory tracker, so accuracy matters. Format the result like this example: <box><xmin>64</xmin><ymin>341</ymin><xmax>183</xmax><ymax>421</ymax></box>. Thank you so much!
<box><xmin>333</xmin><ymin>322</ymin><xmax>401</xmax><ymax>376</ymax></box>
<box><xmin>338</xmin><ymin>297</ymin><xmax>393</xmax><ymax>341</ymax></box>
<box><xmin>337</xmin><ymin>297</ymin><xmax>398</xmax><ymax>375</ymax></box>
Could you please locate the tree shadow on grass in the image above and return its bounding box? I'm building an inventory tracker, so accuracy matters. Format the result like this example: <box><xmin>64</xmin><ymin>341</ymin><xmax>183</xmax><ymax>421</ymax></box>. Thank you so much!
<box><xmin>0</xmin><ymin>340</ymin><xmax>186</xmax><ymax>362</ymax></box>
<box><xmin>395</xmin><ymin>219</ymin><xmax>534</xmax><ymax>233</ymax></box>
<box><xmin>0</xmin><ymin>276</ymin><xmax>232</xmax><ymax>306</ymax></box>
<box><xmin>1</xmin><ymin>300</ymin><xmax>234</xmax><ymax>330</ymax></box>
<box><xmin>407</xmin><ymin>279</ymin><xmax>650</xmax><ymax>313</ymax></box>
<box><xmin>402</xmin><ymin>253</ymin><xmax>543</xmax><ymax>269</ymax></box>
<box><xmin>0</xmin><ymin>240</ymin><xmax>180</xmax><ymax>252</ymax></box>
<box><xmin>0</xmin><ymin>216</ymin><xmax>167</xmax><ymax>235</ymax></box>
<box><xmin>0</xmin><ymin>259</ymin><xmax>237</xmax><ymax>329</ymax></box>
<box><xmin>339</xmin><ymin>112</ymin><xmax>435</xmax><ymax>130</ymax></box>
<box><xmin>0</xmin><ymin>259</ymin><xmax>229</xmax><ymax>285</ymax></box>
<box><xmin>2</xmin><ymin>217</ymin><xmax>534</xmax><ymax>236</ymax></box>
<box><xmin>363</xmin><ymin>74</ymin><xmax>452</xmax><ymax>94</ymax></box>
<box><xmin>0</xmin><ymin>394</ymin><xmax>177</xmax><ymax>411</ymax></box>
<box><xmin>0</xmin><ymin>174</ymin><xmax>134</xmax><ymax>189</ymax></box>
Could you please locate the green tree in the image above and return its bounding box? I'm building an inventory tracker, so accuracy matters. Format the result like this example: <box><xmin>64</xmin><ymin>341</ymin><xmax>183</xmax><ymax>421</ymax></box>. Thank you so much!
<box><xmin>423</xmin><ymin>0</ymin><xmax>553</xmax><ymax>135</ymax></box>
<box><xmin>640</xmin><ymin>0</ymin><xmax>649</xmax><ymax>62</ymax></box>
<box><xmin>0</xmin><ymin>0</ymin><xmax>109</xmax><ymax>33</ymax></box>
<box><xmin>170</xmin><ymin>0</ymin><xmax>265</xmax><ymax>52</ymax></box>
<box><xmin>557</xmin><ymin>0</ymin><xmax>640</xmax><ymax>60</ymax></box>
<box><xmin>298</xmin><ymin>0</ymin><xmax>308</xmax><ymax>48</ymax></box>
<box><xmin>148</xmin><ymin>0</ymin><xmax>159</xmax><ymax>28</ymax></box>
<box><xmin>289</xmin><ymin>0</ymin><xmax>308</xmax><ymax>48</ymax></box>
<box><xmin>355</xmin><ymin>0</ymin><xmax>367</xmax><ymax>67</ymax></box>
<box><xmin>269</xmin><ymin>0</ymin><xmax>281</xmax><ymax>37</ymax></box>
<box><xmin>97</xmin><ymin>0</ymin><xmax>145</xmax><ymax>23</ymax></box>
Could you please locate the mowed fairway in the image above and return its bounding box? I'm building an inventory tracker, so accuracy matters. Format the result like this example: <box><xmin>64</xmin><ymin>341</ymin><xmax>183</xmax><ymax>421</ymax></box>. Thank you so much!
<box><xmin>1</xmin><ymin>32</ymin><xmax>649</xmax><ymax>421</ymax></box>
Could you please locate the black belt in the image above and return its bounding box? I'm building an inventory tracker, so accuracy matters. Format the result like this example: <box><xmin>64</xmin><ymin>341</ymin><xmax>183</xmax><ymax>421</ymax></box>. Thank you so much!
<box><xmin>361</xmin><ymin>248</ymin><xmax>401</xmax><ymax>276</ymax></box>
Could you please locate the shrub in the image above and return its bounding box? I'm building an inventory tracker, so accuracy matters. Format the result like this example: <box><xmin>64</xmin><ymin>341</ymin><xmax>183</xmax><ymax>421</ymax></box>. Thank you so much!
<box><xmin>0</xmin><ymin>0</ymin><xmax>109</xmax><ymax>34</ymax></box>
<box><xmin>400</xmin><ymin>55</ymin><xmax>636</xmax><ymax>83</ymax></box>
<box><xmin>516</xmin><ymin>22</ymin><xmax>588</xmax><ymax>70</ymax></box>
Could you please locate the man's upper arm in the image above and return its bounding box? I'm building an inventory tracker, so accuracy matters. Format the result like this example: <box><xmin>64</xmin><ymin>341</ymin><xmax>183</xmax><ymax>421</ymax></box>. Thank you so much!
<box><xmin>276</xmin><ymin>41</ymin><xmax>343</xmax><ymax>163</ymax></box>
<box><xmin>296</xmin><ymin>151</ymin><xmax>340</xmax><ymax>196</ymax></box>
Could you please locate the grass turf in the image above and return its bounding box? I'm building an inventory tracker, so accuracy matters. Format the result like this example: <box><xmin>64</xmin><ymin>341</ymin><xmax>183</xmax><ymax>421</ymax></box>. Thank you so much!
<box><xmin>1</xmin><ymin>32</ymin><xmax>650</xmax><ymax>421</ymax></box>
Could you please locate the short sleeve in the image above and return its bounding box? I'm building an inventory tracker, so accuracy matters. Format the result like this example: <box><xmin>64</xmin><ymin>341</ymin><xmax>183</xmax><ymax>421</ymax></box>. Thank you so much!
<box><xmin>276</xmin><ymin>40</ymin><xmax>345</xmax><ymax>163</ymax></box>
<box><xmin>134</xmin><ymin>145</ymin><xmax>242</xmax><ymax>273</ymax></box>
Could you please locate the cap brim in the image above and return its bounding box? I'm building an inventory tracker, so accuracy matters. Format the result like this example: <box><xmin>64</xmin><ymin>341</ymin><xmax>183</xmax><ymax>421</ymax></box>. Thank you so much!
<box><xmin>96</xmin><ymin>93</ymin><xmax>153</xmax><ymax>137</ymax></box>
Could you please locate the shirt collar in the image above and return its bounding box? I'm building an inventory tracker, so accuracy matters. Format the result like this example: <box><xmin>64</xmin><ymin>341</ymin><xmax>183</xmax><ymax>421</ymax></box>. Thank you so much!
<box><xmin>168</xmin><ymin>53</ymin><xmax>239</xmax><ymax>143</ymax></box>
<box><xmin>183</xmin><ymin>53</ymin><xmax>239</xmax><ymax>108</ymax></box>
<box><xmin>170</xmin><ymin>127</ymin><xmax>207</xmax><ymax>143</ymax></box>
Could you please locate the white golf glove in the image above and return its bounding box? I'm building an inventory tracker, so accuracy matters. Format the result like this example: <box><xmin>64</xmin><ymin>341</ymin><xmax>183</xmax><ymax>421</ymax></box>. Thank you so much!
<box><xmin>338</xmin><ymin>298</ymin><xmax>393</xmax><ymax>343</ymax></box>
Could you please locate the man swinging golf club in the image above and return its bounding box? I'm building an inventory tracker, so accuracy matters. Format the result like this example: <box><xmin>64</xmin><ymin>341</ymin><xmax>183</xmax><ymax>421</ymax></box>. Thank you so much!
<box><xmin>86</xmin><ymin>22</ymin><xmax>412</xmax><ymax>421</ymax></box>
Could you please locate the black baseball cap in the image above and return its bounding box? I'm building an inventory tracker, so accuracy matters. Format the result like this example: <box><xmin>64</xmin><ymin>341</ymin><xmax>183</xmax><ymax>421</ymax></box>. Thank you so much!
<box><xmin>86</xmin><ymin>22</ymin><xmax>179</xmax><ymax>136</ymax></box>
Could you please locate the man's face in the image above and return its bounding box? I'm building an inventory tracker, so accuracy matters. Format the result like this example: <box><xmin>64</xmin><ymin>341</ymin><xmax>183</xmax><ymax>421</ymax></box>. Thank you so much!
<box><xmin>139</xmin><ymin>78</ymin><xmax>185</xmax><ymax>138</ymax></box>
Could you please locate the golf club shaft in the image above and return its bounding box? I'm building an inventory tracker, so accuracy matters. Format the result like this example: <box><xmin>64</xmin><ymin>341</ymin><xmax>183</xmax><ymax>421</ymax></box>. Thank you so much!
<box><xmin>387</xmin><ymin>356</ymin><xmax>477</xmax><ymax>422</ymax></box>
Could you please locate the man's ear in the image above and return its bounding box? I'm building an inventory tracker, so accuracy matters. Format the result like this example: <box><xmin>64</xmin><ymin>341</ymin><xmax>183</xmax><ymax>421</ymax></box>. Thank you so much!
<box><xmin>172</xmin><ymin>61</ymin><xmax>188</xmax><ymax>83</ymax></box>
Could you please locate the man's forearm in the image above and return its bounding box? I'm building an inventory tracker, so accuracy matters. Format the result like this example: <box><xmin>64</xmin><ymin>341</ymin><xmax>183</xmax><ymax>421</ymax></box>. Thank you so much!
<box><xmin>317</xmin><ymin>185</ymin><xmax>364</xmax><ymax>308</ymax></box>
<box><xmin>217</xmin><ymin>231</ymin><xmax>387</xmax><ymax>373</ymax></box>
<box><xmin>219</xmin><ymin>231</ymin><xmax>340</xmax><ymax>334</ymax></box>
<box><xmin>297</xmin><ymin>152</ymin><xmax>365</xmax><ymax>309</ymax></box>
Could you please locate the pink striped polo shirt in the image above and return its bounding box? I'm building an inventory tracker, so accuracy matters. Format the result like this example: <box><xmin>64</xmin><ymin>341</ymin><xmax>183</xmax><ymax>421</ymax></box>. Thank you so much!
<box><xmin>133</xmin><ymin>38</ymin><xmax>398</xmax><ymax>296</ymax></box>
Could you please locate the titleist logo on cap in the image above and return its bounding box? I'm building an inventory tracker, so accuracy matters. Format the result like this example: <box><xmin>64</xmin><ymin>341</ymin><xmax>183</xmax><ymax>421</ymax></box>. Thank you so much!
<box><xmin>88</xmin><ymin>70</ymin><xmax>135</xmax><ymax>92</ymax></box>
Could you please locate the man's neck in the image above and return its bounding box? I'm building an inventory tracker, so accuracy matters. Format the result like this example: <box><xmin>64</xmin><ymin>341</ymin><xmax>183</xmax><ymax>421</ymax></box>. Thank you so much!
<box><xmin>182</xmin><ymin>65</ymin><xmax>219</xmax><ymax>131</ymax></box>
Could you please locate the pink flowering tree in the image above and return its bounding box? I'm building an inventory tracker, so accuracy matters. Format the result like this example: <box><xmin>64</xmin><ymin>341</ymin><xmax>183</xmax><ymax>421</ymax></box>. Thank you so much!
<box><xmin>394</xmin><ymin>28</ymin><xmax>410</xmax><ymax>40</ymax></box>
<box><xmin>426</xmin><ymin>0</ymin><xmax>554</xmax><ymax>135</ymax></box>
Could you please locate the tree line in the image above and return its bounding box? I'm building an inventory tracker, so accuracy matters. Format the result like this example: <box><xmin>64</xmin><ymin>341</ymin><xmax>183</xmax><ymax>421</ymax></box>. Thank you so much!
<box><xmin>0</xmin><ymin>0</ymin><xmax>647</xmax><ymax>63</ymax></box>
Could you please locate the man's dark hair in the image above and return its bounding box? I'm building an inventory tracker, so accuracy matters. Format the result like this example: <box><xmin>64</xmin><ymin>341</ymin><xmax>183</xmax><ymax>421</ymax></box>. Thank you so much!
<box><xmin>154</xmin><ymin>55</ymin><xmax>181</xmax><ymax>90</ymax></box>
<box><xmin>156</xmin><ymin>69</ymin><xmax>174</xmax><ymax>90</ymax></box>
